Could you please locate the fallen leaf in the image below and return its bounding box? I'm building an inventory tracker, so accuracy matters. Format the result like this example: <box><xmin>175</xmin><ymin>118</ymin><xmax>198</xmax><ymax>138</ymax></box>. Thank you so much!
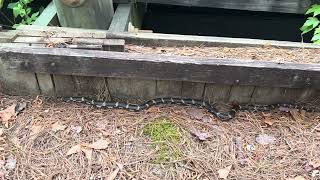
<box><xmin>30</xmin><ymin>125</ymin><xmax>43</xmax><ymax>136</ymax></box>
<box><xmin>82</xmin><ymin>139</ymin><xmax>111</xmax><ymax>150</ymax></box>
<box><xmin>51</xmin><ymin>122</ymin><xmax>66</xmax><ymax>132</ymax></box>
<box><xmin>81</xmin><ymin>147</ymin><xmax>92</xmax><ymax>165</ymax></box>
<box><xmin>187</xmin><ymin>109</ymin><xmax>205</xmax><ymax>120</ymax></box>
<box><xmin>256</xmin><ymin>134</ymin><xmax>276</xmax><ymax>145</ymax></box>
<box><xmin>66</xmin><ymin>144</ymin><xmax>82</xmax><ymax>156</ymax></box>
<box><xmin>0</xmin><ymin>128</ymin><xmax>3</xmax><ymax>136</ymax></box>
<box><xmin>106</xmin><ymin>164</ymin><xmax>123</xmax><ymax>180</ymax></box>
<box><xmin>218</xmin><ymin>165</ymin><xmax>232</xmax><ymax>179</ymax></box>
<box><xmin>310</xmin><ymin>161</ymin><xmax>320</xmax><ymax>169</ymax></box>
<box><xmin>305</xmin><ymin>160</ymin><xmax>320</xmax><ymax>172</ymax></box>
<box><xmin>290</xmin><ymin>109</ymin><xmax>304</xmax><ymax>121</ymax></box>
<box><xmin>190</xmin><ymin>129</ymin><xmax>211</xmax><ymax>141</ymax></box>
<box><xmin>5</xmin><ymin>155</ymin><xmax>16</xmax><ymax>170</ymax></box>
<box><xmin>286</xmin><ymin>176</ymin><xmax>306</xmax><ymax>180</ymax></box>
<box><xmin>263</xmin><ymin>117</ymin><xmax>275</xmax><ymax>126</ymax></box>
<box><xmin>0</xmin><ymin>104</ymin><xmax>16</xmax><ymax>122</ymax></box>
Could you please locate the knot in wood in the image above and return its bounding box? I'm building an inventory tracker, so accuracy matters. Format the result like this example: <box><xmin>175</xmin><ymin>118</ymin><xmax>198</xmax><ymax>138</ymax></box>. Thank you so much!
<box><xmin>60</xmin><ymin>0</ymin><xmax>86</xmax><ymax>7</ymax></box>
<box><xmin>306</xmin><ymin>78</ymin><xmax>311</xmax><ymax>86</ymax></box>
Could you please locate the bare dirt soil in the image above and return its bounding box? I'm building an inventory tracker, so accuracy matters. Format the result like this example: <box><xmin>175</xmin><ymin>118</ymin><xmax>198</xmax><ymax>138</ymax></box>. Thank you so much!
<box><xmin>126</xmin><ymin>44</ymin><xmax>320</xmax><ymax>64</ymax></box>
<box><xmin>1</xmin><ymin>94</ymin><xmax>320</xmax><ymax>180</ymax></box>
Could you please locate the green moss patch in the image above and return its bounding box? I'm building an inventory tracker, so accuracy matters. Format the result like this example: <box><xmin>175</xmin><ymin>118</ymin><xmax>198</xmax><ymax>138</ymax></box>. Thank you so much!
<box><xmin>143</xmin><ymin>117</ymin><xmax>182</xmax><ymax>163</ymax></box>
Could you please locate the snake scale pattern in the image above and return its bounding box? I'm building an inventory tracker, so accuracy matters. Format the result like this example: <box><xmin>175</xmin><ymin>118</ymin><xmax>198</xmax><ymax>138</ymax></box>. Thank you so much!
<box><xmin>63</xmin><ymin>97</ymin><xmax>317</xmax><ymax>121</ymax></box>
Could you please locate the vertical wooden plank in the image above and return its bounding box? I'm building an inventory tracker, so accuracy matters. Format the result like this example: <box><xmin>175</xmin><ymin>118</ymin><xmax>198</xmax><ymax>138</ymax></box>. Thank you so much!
<box><xmin>251</xmin><ymin>87</ymin><xmax>320</xmax><ymax>104</ymax></box>
<box><xmin>181</xmin><ymin>81</ymin><xmax>205</xmax><ymax>99</ymax></box>
<box><xmin>0</xmin><ymin>61</ymin><xmax>39</xmax><ymax>96</ymax></box>
<box><xmin>107</xmin><ymin>78</ymin><xmax>156</xmax><ymax>103</ymax></box>
<box><xmin>228</xmin><ymin>85</ymin><xmax>255</xmax><ymax>103</ymax></box>
<box><xmin>109</xmin><ymin>4</ymin><xmax>132</xmax><ymax>32</ymax></box>
<box><xmin>36</xmin><ymin>74</ymin><xmax>55</xmax><ymax>96</ymax></box>
<box><xmin>0</xmin><ymin>41</ymin><xmax>39</xmax><ymax>95</ymax></box>
<box><xmin>29</xmin><ymin>44</ymin><xmax>56</xmax><ymax>96</ymax></box>
<box><xmin>33</xmin><ymin>1</ymin><xmax>58</xmax><ymax>26</ymax></box>
<box><xmin>52</xmin><ymin>75</ymin><xmax>76</xmax><ymax>97</ymax></box>
<box><xmin>204</xmin><ymin>83</ymin><xmax>232</xmax><ymax>103</ymax></box>
<box><xmin>156</xmin><ymin>80</ymin><xmax>182</xmax><ymax>98</ymax></box>
<box><xmin>73</xmin><ymin>76</ymin><xmax>110</xmax><ymax>100</ymax></box>
<box><xmin>53</xmin><ymin>0</ymin><xmax>114</xmax><ymax>29</ymax></box>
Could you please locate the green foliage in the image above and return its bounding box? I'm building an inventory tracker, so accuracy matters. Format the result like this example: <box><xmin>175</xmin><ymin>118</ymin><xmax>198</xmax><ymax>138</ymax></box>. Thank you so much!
<box><xmin>0</xmin><ymin>0</ymin><xmax>4</xmax><ymax>8</ymax></box>
<box><xmin>7</xmin><ymin>0</ymin><xmax>40</xmax><ymax>28</ymax></box>
<box><xmin>143</xmin><ymin>117</ymin><xmax>182</xmax><ymax>163</ymax></box>
<box><xmin>301</xmin><ymin>4</ymin><xmax>320</xmax><ymax>44</ymax></box>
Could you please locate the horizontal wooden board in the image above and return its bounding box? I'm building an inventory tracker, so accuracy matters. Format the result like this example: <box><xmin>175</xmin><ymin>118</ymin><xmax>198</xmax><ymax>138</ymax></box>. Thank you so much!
<box><xmin>1</xmin><ymin>46</ymin><xmax>320</xmax><ymax>90</ymax></box>
<box><xmin>114</xmin><ymin>0</ymin><xmax>311</xmax><ymax>14</ymax></box>
<box><xmin>16</xmin><ymin>25</ymin><xmax>320</xmax><ymax>49</ymax></box>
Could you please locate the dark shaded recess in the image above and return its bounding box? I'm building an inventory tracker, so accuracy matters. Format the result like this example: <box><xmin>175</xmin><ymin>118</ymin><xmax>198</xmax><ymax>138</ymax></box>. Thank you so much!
<box><xmin>142</xmin><ymin>4</ymin><xmax>313</xmax><ymax>42</ymax></box>
<box><xmin>0</xmin><ymin>0</ymin><xmax>51</xmax><ymax>29</ymax></box>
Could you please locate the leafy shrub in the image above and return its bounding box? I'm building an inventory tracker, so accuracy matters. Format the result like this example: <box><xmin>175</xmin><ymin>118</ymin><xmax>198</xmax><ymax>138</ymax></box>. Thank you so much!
<box><xmin>300</xmin><ymin>4</ymin><xmax>320</xmax><ymax>44</ymax></box>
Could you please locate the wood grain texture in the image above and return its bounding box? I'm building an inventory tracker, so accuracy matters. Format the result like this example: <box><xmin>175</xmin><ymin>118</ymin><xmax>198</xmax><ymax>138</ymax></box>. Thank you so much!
<box><xmin>204</xmin><ymin>84</ymin><xmax>232</xmax><ymax>103</ymax></box>
<box><xmin>113</xmin><ymin>0</ymin><xmax>311</xmax><ymax>14</ymax></box>
<box><xmin>16</xmin><ymin>25</ymin><xmax>320</xmax><ymax>49</ymax></box>
<box><xmin>73</xmin><ymin>76</ymin><xmax>110</xmax><ymax>100</ymax></box>
<box><xmin>0</xmin><ymin>58</ymin><xmax>39</xmax><ymax>95</ymax></box>
<box><xmin>53</xmin><ymin>0</ymin><xmax>114</xmax><ymax>29</ymax></box>
<box><xmin>33</xmin><ymin>1</ymin><xmax>58</xmax><ymax>26</ymax></box>
<box><xmin>248</xmin><ymin>87</ymin><xmax>319</xmax><ymax>104</ymax></box>
<box><xmin>1</xmin><ymin>46</ymin><xmax>319</xmax><ymax>90</ymax></box>
<box><xmin>107</xmin><ymin>77</ymin><xmax>156</xmax><ymax>102</ymax></box>
<box><xmin>109</xmin><ymin>4</ymin><xmax>132</xmax><ymax>32</ymax></box>
<box><xmin>156</xmin><ymin>80</ymin><xmax>182</xmax><ymax>97</ymax></box>
<box><xmin>229</xmin><ymin>85</ymin><xmax>255</xmax><ymax>103</ymax></box>
<box><xmin>181</xmin><ymin>81</ymin><xmax>205</xmax><ymax>99</ymax></box>
<box><xmin>52</xmin><ymin>75</ymin><xmax>76</xmax><ymax>97</ymax></box>
<box><xmin>36</xmin><ymin>74</ymin><xmax>55</xmax><ymax>96</ymax></box>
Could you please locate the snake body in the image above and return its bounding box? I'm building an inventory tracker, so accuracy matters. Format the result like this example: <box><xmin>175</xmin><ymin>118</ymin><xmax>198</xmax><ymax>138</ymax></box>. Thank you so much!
<box><xmin>63</xmin><ymin>97</ymin><xmax>316</xmax><ymax>121</ymax></box>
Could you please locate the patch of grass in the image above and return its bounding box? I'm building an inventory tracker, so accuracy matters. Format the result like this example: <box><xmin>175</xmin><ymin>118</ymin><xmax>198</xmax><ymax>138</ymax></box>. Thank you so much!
<box><xmin>143</xmin><ymin>117</ymin><xmax>182</xmax><ymax>163</ymax></box>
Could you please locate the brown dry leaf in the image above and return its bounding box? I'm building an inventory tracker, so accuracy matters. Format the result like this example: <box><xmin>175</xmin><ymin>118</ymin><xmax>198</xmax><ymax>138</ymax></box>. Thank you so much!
<box><xmin>286</xmin><ymin>176</ymin><xmax>306</xmax><ymax>180</ymax></box>
<box><xmin>218</xmin><ymin>165</ymin><xmax>232</xmax><ymax>179</ymax></box>
<box><xmin>83</xmin><ymin>139</ymin><xmax>111</xmax><ymax>150</ymax></box>
<box><xmin>66</xmin><ymin>144</ymin><xmax>82</xmax><ymax>156</ymax></box>
<box><xmin>290</xmin><ymin>110</ymin><xmax>303</xmax><ymax>121</ymax></box>
<box><xmin>0</xmin><ymin>128</ymin><xmax>3</xmax><ymax>136</ymax></box>
<box><xmin>30</xmin><ymin>125</ymin><xmax>43</xmax><ymax>136</ymax></box>
<box><xmin>263</xmin><ymin>117</ymin><xmax>275</xmax><ymax>126</ymax></box>
<box><xmin>81</xmin><ymin>147</ymin><xmax>93</xmax><ymax>165</ymax></box>
<box><xmin>106</xmin><ymin>164</ymin><xmax>123</xmax><ymax>180</ymax></box>
<box><xmin>190</xmin><ymin>129</ymin><xmax>211</xmax><ymax>141</ymax></box>
<box><xmin>309</xmin><ymin>161</ymin><xmax>320</xmax><ymax>168</ymax></box>
<box><xmin>0</xmin><ymin>104</ymin><xmax>16</xmax><ymax>122</ymax></box>
<box><xmin>51</xmin><ymin>121</ymin><xmax>66</xmax><ymax>132</ymax></box>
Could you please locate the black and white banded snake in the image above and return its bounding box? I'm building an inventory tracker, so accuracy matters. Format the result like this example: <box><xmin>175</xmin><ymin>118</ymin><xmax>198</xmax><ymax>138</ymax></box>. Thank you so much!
<box><xmin>62</xmin><ymin>97</ymin><xmax>317</xmax><ymax>121</ymax></box>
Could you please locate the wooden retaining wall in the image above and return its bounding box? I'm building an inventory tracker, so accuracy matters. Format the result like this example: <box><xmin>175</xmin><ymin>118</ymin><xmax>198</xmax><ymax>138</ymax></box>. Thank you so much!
<box><xmin>0</xmin><ymin>25</ymin><xmax>319</xmax><ymax>105</ymax></box>
<box><xmin>0</xmin><ymin>0</ymin><xmax>319</xmax><ymax>105</ymax></box>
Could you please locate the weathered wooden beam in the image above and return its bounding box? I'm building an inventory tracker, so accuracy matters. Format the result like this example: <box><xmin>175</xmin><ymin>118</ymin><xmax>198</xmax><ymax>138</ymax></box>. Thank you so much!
<box><xmin>53</xmin><ymin>0</ymin><xmax>114</xmax><ymax>29</ymax></box>
<box><xmin>15</xmin><ymin>25</ymin><xmax>320</xmax><ymax>49</ymax></box>
<box><xmin>114</xmin><ymin>0</ymin><xmax>311</xmax><ymax>14</ymax></box>
<box><xmin>109</xmin><ymin>4</ymin><xmax>132</xmax><ymax>32</ymax></box>
<box><xmin>1</xmin><ymin>46</ymin><xmax>320</xmax><ymax>89</ymax></box>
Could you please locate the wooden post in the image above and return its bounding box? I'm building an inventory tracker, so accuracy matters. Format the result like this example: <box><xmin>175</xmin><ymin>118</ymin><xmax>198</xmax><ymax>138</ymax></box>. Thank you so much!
<box><xmin>53</xmin><ymin>0</ymin><xmax>114</xmax><ymax>29</ymax></box>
